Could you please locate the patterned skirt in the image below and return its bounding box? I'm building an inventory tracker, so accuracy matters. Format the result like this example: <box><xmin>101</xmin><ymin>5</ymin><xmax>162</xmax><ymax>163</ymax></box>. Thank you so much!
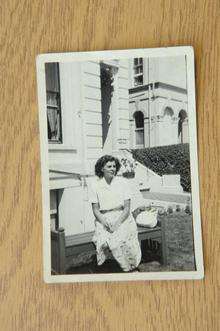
<box><xmin>92</xmin><ymin>210</ymin><xmax>142</xmax><ymax>271</ymax></box>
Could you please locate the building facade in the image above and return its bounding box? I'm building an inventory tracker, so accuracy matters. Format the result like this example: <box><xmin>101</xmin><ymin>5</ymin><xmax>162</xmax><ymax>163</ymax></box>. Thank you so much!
<box><xmin>128</xmin><ymin>56</ymin><xmax>188</xmax><ymax>149</ymax></box>
<box><xmin>46</xmin><ymin>56</ymin><xmax>188</xmax><ymax>236</ymax></box>
<box><xmin>47</xmin><ymin>59</ymin><xmax>131</xmax><ymax>235</ymax></box>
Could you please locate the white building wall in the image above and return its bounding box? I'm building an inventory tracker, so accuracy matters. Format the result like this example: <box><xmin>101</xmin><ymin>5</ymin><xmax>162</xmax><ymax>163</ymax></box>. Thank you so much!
<box><xmin>58</xmin><ymin>185</ymin><xmax>85</xmax><ymax>236</ymax></box>
<box><xmin>81</xmin><ymin>61</ymin><xmax>103</xmax><ymax>174</ymax></box>
<box><xmin>128</xmin><ymin>55</ymin><xmax>188</xmax><ymax>148</ymax></box>
<box><xmin>149</xmin><ymin>56</ymin><xmax>187</xmax><ymax>89</ymax></box>
<box><xmin>128</xmin><ymin>59</ymin><xmax>134</xmax><ymax>88</ymax></box>
<box><xmin>48</xmin><ymin>62</ymin><xmax>100</xmax><ymax>235</ymax></box>
<box><xmin>117</xmin><ymin>59</ymin><xmax>130</xmax><ymax>150</ymax></box>
<box><xmin>49</xmin><ymin>62</ymin><xmax>83</xmax><ymax>169</ymax></box>
<box><xmin>79</xmin><ymin>59</ymin><xmax>131</xmax><ymax>175</ymax></box>
<box><xmin>129</xmin><ymin>56</ymin><xmax>187</xmax><ymax>91</ymax></box>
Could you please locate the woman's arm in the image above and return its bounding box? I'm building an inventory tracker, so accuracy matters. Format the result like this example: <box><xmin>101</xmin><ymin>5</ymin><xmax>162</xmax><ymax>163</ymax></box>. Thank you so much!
<box><xmin>92</xmin><ymin>203</ymin><xmax>111</xmax><ymax>231</ymax></box>
<box><xmin>110</xmin><ymin>199</ymin><xmax>131</xmax><ymax>232</ymax></box>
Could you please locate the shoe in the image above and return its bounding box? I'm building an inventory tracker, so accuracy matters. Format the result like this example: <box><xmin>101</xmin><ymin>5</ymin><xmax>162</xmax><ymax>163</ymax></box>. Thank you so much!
<box><xmin>128</xmin><ymin>267</ymin><xmax>140</xmax><ymax>273</ymax></box>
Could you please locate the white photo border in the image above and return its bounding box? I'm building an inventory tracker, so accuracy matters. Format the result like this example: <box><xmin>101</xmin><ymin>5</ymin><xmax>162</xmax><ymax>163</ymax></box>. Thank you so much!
<box><xmin>36</xmin><ymin>46</ymin><xmax>204</xmax><ymax>283</ymax></box>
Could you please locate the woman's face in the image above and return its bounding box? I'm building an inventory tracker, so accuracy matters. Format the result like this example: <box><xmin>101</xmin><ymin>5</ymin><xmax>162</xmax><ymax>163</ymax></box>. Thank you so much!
<box><xmin>102</xmin><ymin>161</ymin><xmax>116</xmax><ymax>180</ymax></box>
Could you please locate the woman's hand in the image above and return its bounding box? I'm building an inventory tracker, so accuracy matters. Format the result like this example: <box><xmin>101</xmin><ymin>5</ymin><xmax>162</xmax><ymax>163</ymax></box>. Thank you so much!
<box><xmin>92</xmin><ymin>203</ymin><xmax>112</xmax><ymax>232</ymax></box>
<box><xmin>111</xmin><ymin>199</ymin><xmax>131</xmax><ymax>231</ymax></box>
<box><xmin>108</xmin><ymin>220</ymin><xmax>121</xmax><ymax>233</ymax></box>
<box><xmin>102</xmin><ymin>217</ymin><xmax>120</xmax><ymax>233</ymax></box>
<box><xmin>102</xmin><ymin>218</ymin><xmax>112</xmax><ymax>232</ymax></box>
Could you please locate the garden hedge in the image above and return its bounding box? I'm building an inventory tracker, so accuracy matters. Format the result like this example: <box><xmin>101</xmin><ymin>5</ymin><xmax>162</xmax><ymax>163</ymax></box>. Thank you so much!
<box><xmin>131</xmin><ymin>143</ymin><xmax>191</xmax><ymax>192</ymax></box>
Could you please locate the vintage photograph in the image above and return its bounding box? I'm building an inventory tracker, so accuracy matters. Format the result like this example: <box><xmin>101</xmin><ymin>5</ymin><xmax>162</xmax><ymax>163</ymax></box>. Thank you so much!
<box><xmin>37</xmin><ymin>47</ymin><xmax>204</xmax><ymax>282</ymax></box>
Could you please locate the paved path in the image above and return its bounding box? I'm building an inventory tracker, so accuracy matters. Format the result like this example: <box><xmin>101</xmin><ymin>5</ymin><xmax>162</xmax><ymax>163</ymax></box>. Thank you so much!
<box><xmin>141</xmin><ymin>190</ymin><xmax>190</xmax><ymax>204</ymax></box>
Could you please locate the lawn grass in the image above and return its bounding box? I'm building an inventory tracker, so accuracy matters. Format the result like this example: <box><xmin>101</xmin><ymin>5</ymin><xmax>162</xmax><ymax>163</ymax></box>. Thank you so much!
<box><xmin>139</xmin><ymin>211</ymin><xmax>196</xmax><ymax>272</ymax></box>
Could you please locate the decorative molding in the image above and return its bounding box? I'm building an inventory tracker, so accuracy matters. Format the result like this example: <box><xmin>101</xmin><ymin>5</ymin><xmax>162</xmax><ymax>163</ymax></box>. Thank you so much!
<box><xmin>129</xmin><ymin>84</ymin><xmax>151</xmax><ymax>94</ymax></box>
<box><xmin>129</xmin><ymin>82</ymin><xmax>187</xmax><ymax>95</ymax></box>
<box><xmin>157</xmin><ymin>82</ymin><xmax>187</xmax><ymax>94</ymax></box>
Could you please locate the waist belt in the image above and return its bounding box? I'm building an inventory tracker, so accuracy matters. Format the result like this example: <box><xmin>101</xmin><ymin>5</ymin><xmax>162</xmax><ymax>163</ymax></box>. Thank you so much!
<box><xmin>100</xmin><ymin>205</ymin><xmax>124</xmax><ymax>214</ymax></box>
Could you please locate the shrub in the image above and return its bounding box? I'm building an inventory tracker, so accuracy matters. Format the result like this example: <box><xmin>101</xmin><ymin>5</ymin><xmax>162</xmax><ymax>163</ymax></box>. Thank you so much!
<box><xmin>176</xmin><ymin>205</ymin><xmax>181</xmax><ymax>212</ymax></box>
<box><xmin>167</xmin><ymin>206</ymin><xmax>173</xmax><ymax>214</ymax></box>
<box><xmin>120</xmin><ymin>157</ymin><xmax>136</xmax><ymax>178</ymax></box>
<box><xmin>185</xmin><ymin>205</ymin><xmax>192</xmax><ymax>214</ymax></box>
<box><xmin>131</xmin><ymin>143</ymin><xmax>191</xmax><ymax>192</ymax></box>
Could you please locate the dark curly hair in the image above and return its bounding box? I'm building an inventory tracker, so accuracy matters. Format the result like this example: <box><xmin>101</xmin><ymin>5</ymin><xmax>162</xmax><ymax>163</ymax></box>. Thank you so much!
<box><xmin>95</xmin><ymin>155</ymin><xmax>121</xmax><ymax>178</ymax></box>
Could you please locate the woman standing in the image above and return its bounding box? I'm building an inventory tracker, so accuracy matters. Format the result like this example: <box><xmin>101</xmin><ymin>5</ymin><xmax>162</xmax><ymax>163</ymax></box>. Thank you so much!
<box><xmin>89</xmin><ymin>155</ymin><xmax>141</xmax><ymax>272</ymax></box>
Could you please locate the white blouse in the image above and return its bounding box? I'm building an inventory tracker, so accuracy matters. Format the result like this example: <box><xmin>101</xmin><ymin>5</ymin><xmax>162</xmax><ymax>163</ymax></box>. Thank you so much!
<box><xmin>89</xmin><ymin>176</ymin><xmax>132</xmax><ymax>211</ymax></box>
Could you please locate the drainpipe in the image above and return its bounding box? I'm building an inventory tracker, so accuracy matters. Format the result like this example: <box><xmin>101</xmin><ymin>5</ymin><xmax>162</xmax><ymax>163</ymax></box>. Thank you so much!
<box><xmin>110</xmin><ymin>65</ymin><xmax>119</xmax><ymax>154</ymax></box>
<box><xmin>148</xmin><ymin>58</ymin><xmax>151</xmax><ymax>148</ymax></box>
<box><xmin>152</xmin><ymin>81</ymin><xmax>155</xmax><ymax>146</ymax></box>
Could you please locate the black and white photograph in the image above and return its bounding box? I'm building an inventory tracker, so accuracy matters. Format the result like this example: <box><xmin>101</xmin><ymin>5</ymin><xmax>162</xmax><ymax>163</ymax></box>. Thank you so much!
<box><xmin>36</xmin><ymin>47</ymin><xmax>204</xmax><ymax>283</ymax></box>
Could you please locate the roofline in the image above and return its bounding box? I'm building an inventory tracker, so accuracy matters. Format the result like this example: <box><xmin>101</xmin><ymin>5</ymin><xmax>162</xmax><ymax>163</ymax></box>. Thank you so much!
<box><xmin>129</xmin><ymin>82</ymin><xmax>187</xmax><ymax>95</ymax></box>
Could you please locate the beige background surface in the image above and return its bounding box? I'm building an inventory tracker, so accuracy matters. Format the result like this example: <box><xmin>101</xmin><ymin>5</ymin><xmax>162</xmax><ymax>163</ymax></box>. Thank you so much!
<box><xmin>1</xmin><ymin>1</ymin><xmax>219</xmax><ymax>330</ymax></box>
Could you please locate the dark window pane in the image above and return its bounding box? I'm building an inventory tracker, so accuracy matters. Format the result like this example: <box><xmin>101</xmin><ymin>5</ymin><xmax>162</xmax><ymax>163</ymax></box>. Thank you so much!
<box><xmin>47</xmin><ymin>107</ymin><xmax>61</xmax><ymax>141</ymax></box>
<box><xmin>134</xmin><ymin>66</ymin><xmax>143</xmax><ymax>75</ymax></box>
<box><xmin>134</xmin><ymin>75</ymin><xmax>143</xmax><ymax>86</ymax></box>
<box><xmin>135</xmin><ymin>129</ymin><xmax>144</xmax><ymax>145</ymax></box>
<box><xmin>50</xmin><ymin>190</ymin><xmax>58</xmax><ymax>211</ymax></box>
<box><xmin>134</xmin><ymin>111</ymin><xmax>144</xmax><ymax>128</ymax></box>
<box><xmin>134</xmin><ymin>67</ymin><xmax>139</xmax><ymax>74</ymax></box>
<box><xmin>45</xmin><ymin>63</ymin><xmax>60</xmax><ymax>92</ymax></box>
<box><xmin>134</xmin><ymin>58</ymin><xmax>143</xmax><ymax>66</ymax></box>
<box><xmin>46</xmin><ymin>91</ymin><xmax>59</xmax><ymax>107</ymax></box>
<box><xmin>50</xmin><ymin>190</ymin><xmax>60</xmax><ymax>230</ymax></box>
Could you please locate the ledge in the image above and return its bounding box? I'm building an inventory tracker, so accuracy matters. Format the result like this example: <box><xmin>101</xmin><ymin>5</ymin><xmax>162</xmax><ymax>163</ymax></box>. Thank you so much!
<box><xmin>48</xmin><ymin>145</ymin><xmax>77</xmax><ymax>152</ymax></box>
<box><xmin>49</xmin><ymin>162</ymin><xmax>84</xmax><ymax>175</ymax></box>
<box><xmin>129</xmin><ymin>82</ymin><xmax>187</xmax><ymax>95</ymax></box>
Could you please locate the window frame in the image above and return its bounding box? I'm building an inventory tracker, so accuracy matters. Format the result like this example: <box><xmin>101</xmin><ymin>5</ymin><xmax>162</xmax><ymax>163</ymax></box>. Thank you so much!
<box><xmin>134</xmin><ymin>111</ymin><xmax>145</xmax><ymax>147</ymax></box>
<box><xmin>45</xmin><ymin>63</ymin><xmax>63</xmax><ymax>144</ymax></box>
<box><xmin>133</xmin><ymin>58</ymin><xmax>144</xmax><ymax>87</ymax></box>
